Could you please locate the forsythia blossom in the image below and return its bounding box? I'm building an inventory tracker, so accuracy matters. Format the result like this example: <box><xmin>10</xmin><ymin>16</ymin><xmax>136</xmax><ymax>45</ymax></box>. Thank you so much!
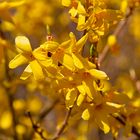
<box><xmin>6</xmin><ymin>0</ymin><xmax>140</xmax><ymax>138</ymax></box>
<box><xmin>62</xmin><ymin>0</ymin><xmax>123</xmax><ymax>42</ymax></box>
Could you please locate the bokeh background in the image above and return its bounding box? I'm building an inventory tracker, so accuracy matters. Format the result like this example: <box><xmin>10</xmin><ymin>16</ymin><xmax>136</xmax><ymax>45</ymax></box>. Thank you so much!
<box><xmin>0</xmin><ymin>0</ymin><xmax>140</xmax><ymax>140</ymax></box>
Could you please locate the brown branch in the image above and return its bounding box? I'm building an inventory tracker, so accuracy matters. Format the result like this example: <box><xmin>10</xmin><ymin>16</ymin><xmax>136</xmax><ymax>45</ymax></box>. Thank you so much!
<box><xmin>27</xmin><ymin>99</ymin><xmax>59</xmax><ymax>140</ymax></box>
<box><xmin>85</xmin><ymin>0</ymin><xmax>90</xmax><ymax>11</ymax></box>
<box><xmin>38</xmin><ymin>100</ymin><xmax>59</xmax><ymax>122</ymax></box>
<box><xmin>27</xmin><ymin>112</ymin><xmax>48</xmax><ymax>140</ymax></box>
<box><xmin>98</xmin><ymin>7</ymin><xmax>134</xmax><ymax>64</ymax></box>
<box><xmin>51</xmin><ymin>108</ymin><xmax>72</xmax><ymax>140</ymax></box>
<box><xmin>0</xmin><ymin>23</ymin><xmax>18</xmax><ymax>140</ymax></box>
<box><xmin>27</xmin><ymin>106</ymin><xmax>72</xmax><ymax>140</ymax></box>
<box><xmin>112</xmin><ymin>115</ymin><xmax>140</xmax><ymax>138</ymax></box>
<box><xmin>132</xmin><ymin>127</ymin><xmax>140</xmax><ymax>137</ymax></box>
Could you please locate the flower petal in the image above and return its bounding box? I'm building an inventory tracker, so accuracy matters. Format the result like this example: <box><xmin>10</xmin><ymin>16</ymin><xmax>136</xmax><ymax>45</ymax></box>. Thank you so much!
<box><xmin>66</xmin><ymin>88</ymin><xmax>77</xmax><ymax>108</ymax></box>
<box><xmin>30</xmin><ymin>60</ymin><xmax>44</xmax><ymax>80</ymax></box>
<box><xmin>62</xmin><ymin>53</ymin><xmax>75</xmax><ymax>71</ymax></box>
<box><xmin>15</xmin><ymin>36</ymin><xmax>32</xmax><ymax>52</ymax></box>
<box><xmin>41</xmin><ymin>41</ymin><xmax>59</xmax><ymax>52</ymax></box>
<box><xmin>82</xmin><ymin>108</ymin><xmax>90</xmax><ymax>120</ymax></box>
<box><xmin>89</xmin><ymin>69</ymin><xmax>109</xmax><ymax>80</ymax></box>
<box><xmin>77</xmin><ymin>85</ymin><xmax>86</xmax><ymax>95</ymax></box>
<box><xmin>38</xmin><ymin>59</ymin><xmax>52</xmax><ymax>68</ymax></box>
<box><xmin>77</xmin><ymin>93</ymin><xmax>85</xmax><ymax>106</ymax></box>
<box><xmin>69</xmin><ymin>7</ymin><xmax>77</xmax><ymax>17</ymax></box>
<box><xmin>72</xmin><ymin>53</ymin><xmax>84</xmax><ymax>69</ymax></box>
<box><xmin>9</xmin><ymin>54</ymin><xmax>28</xmax><ymax>69</ymax></box>
<box><xmin>77</xmin><ymin>15</ymin><xmax>86</xmax><ymax>29</ymax></box>
<box><xmin>75</xmin><ymin>33</ymin><xmax>88</xmax><ymax>53</ymax></box>
<box><xmin>20</xmin><ymin>65</ymin><xmax>32</xmax><ymax>80</ymax></box>
<box><xmin>62</xmin><ymin>0</ymin><xmax>71</xmax><ymax>7</ymax></box>
<box><xmin>95</xmin><ymin>113</ymin><xmax>110</xmax><ymax>134</ymax></box>
<box><xmin>82</xmin><ymin>81</ymin><xmax>93</xmax><ymax>99</ymax></box>
<box><xmin>77</xmin><ymin>2</ymin><xmax>86</xmax><ymax>14</ymax></box>
<box><xmin>101</xmin><ymin>120</ymin><xmax>110</xmax><ymax>134</ymax></box>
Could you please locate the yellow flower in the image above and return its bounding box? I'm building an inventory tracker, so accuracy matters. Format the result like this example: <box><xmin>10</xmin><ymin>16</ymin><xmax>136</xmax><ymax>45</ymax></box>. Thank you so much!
<box><xmin>123</xmin><ymin>101</ymin><xmax>140</xmax><ymax>136</ymax></box>
<box><xmin>77</xmin><ymin>9</ymin><xmax>123</xmax><ymax>42</ymax></box>
<box><xmin>68</xmin><ymin>32</ymin><xmax>89</xmax><ymax>69</ymax></box>
<box><xmin>58</xmin><ymin>65</ymin><xmax>108</xmax><ymax>106</ymax></box>
<box><xmin>77</xmin><ymin>68</ymin><xmax>108</xmax><ymax>101</ymax></box>
<box><xmin>82</xmin><ymin>94</ymin><xmax>123</xmax><ymax>134</ymax></box>
<box><xmin>65</xmin><ymin>1</ymin><xmax>123</xmax><ymax>42</ymax></box>
<box><xmin>41</xmin><ymin>32</ymin><xmax>88</xmax><ymax>71</ymax></box>
<box><xmin>9</xmin><ymin>36</ymin><xmax>45</xmax><ymax>80</ymax></box>
<box><xmin>65</xmin><ymin>88</ymin><xmax>77</xmax><ymax>108</ymax></box>
<box><xmin>69</xmin><ymin>1</ymin><xmax>86</xmax><ymax>16</ymax></box>
<box><xmin>42</xmin><ymin>38</ymin><xmax>75</xmax><ymax>70</ymax></box>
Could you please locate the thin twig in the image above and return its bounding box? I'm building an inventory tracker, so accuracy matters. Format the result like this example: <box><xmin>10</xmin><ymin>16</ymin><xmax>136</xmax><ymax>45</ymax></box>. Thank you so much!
<box><xmin>51</xmin><ymin>108</ymin><xmax>72</xmax><ymax>140</ymax></box>
<box><xmin>112</xmin><ymin>115</ymin><xmax>140</xmax><ymax>137</ymax></box>
<box><xmin>27</xmin><ymin>107</ymin><xmax>72</xmax><ymax>140</ymax></box>
<box><xmin>132</xmin><ymin>127</ymin><xmax>140</xmax><ymax>137</ymax></box>
<box><xmin>38</xmin><ymin>100</ymin><xmax>59</xmax><ymax>122</ymax></box>
<box><xmin>85</xmin><ymin>0</ymin><xmax>90</xmax><ymax>11</ymax></box>
<box><xmin>27</xmin><ymin>112</ymin><xmax>48</xmax><ymax>140</ymax></box>
<box><xmin>98</xmin><ymin>7</ymin><xmax>134</xmax><ymax>64</ymax></box>
<box><xmin>28</xmin><ymin>100</ymin><xmax>59</xmax><ymax>140</ymax></box>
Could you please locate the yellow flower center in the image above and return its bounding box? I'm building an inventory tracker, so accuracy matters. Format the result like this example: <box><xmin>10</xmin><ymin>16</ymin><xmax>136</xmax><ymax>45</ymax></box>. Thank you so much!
<box><xmin>95</xmin><ymin>104</ymin><xmax>103</xmax><ymax>110</ymax></box>
<box><xmin>83</xmin><ymin>72</ymin><xmax>91</xmax><ymax>79</ymax></box>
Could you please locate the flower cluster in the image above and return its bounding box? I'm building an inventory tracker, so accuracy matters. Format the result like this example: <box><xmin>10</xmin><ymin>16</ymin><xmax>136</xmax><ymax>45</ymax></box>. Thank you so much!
<box><xmin>1</xmin><ymin>0</ymin><xmax>140</xmax><ymax>139</ymax></box>
<box><xmin>9</xmin><ymin>25</ymin><xmax>123</xmax><ymax>134</ymax></box>
<box><xmin>62</xmin><ymin>0</ymin><xmax>123</xmax><ymax>42</ymax></box>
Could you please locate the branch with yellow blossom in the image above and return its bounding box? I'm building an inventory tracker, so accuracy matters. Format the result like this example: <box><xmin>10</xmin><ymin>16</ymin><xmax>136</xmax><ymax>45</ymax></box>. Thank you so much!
<box><xmin>98</xmin><ymin>6</ymin><xmax>135</xmax><ymax>64</ymax></box>
<box><xmin>113</xmin><ymin>115</ymin><xmax>140</xmax><ymax>138</ymax></box>
<box><xmin>88</xmin><ymin>22</ymin><xmax>140</xmax><ymax>140</ymax></box>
